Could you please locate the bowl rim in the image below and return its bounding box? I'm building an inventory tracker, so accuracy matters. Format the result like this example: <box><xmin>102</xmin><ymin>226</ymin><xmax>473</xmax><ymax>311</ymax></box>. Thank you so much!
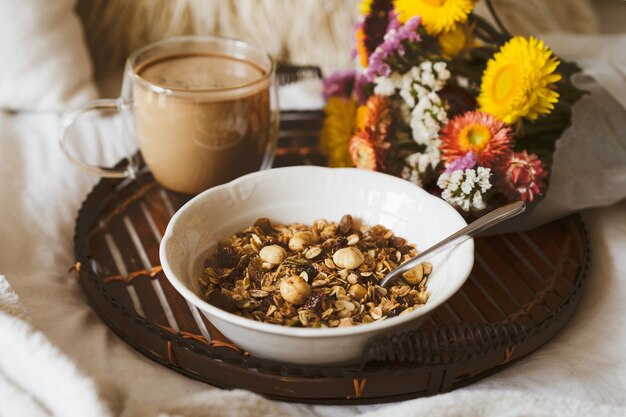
<box><xmin>159</xmin><ymin>166</ymin><xmax>474</xmax><ymax>339</ymax></box>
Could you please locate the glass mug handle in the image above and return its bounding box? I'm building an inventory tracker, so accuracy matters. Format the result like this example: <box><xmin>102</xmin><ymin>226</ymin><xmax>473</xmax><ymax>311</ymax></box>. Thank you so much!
<box><xmin>59</xmin><ymin>98</ymin><xmax>135</xmax><ymax>179</ymax></box>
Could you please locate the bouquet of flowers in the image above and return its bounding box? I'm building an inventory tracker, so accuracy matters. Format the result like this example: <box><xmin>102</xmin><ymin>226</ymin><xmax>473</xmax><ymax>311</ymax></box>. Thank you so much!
<box><xmin>321</xmin><ymin>0</ymin><xmax>584</xmax><ymax>216</ymax></box>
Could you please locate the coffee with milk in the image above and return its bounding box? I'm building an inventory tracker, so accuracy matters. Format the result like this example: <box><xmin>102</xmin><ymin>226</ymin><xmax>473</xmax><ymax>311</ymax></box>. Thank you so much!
<box><xmin>134</xmin><ymin>53</ymin><xmax>271</xmax><ymax>194</ymax></box>
<box><xmin>59</xmin><ymin>36</ymin><xmax>277</xmax><ymax>193</ymax></box>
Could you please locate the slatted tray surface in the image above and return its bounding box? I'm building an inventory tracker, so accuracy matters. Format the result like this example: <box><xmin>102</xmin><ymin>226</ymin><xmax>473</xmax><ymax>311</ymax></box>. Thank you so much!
<box><xmin>74</xmin><ymin>112</ymin><xmax>589</xmax><ymax>404</ymax></box>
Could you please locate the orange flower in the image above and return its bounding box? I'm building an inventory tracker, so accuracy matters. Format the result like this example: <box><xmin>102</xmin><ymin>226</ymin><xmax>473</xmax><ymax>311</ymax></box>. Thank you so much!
<box><xmin>355</xmin><ymin>26</ymin><xmax>369</xmax><ymax>68</ymax></box>
<box><xmin>349</xmin><ymin>133</ymin><xmax>379</xmax><ymax>170</ymax></box>
<box><xmin>440</xmin><ymin>110</ymin><xmax>513</xmax><ymax>168</ymax></box>
<box><xmin>365</xmin><ymin>95</ymin><xmax>392</xmax><ymax>141</ymax></box>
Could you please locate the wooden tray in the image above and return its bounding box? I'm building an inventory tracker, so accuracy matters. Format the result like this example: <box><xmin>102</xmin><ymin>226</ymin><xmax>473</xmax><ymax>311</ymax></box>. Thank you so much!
<box><xmin>73</xmin><ymin>111</ymin><xmax>590</xmax><ymax>404</ymax></box>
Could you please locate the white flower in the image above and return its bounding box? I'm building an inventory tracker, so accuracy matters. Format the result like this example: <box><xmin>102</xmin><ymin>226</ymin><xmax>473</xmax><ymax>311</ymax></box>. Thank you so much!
<box><xmin>405</xmin><ymin>144</ymin><xmax>440</xmax><ymax>174</ymax></box>
<box><xmin>421</xmin><ymin>60</ymin><xmax>433</xmax><ymax>73</ymax></box>
<box><xmin>476</xmin><ymin>167</ymin><xmax>492</xmax><ymax>193</ymax></box>
<box><xmin>433</xmin><ymin>61</ymin><xmax>447</xmax><ymax>74</ymax></box>
<box><xmin>374</xmin><ymin>76</ymin><xmax>397</xmax><ymax>96</ymax></box>
<box><xmin>400</xmin><ymin>85</ymin><xmax>416</xmax><ymax>108</ymax></box>
<box><xmin>419</xmin><ymin>60</ymin><xmax>449</xmax><ymax>92</ymax></box>
<box><xmin>401</xmin><ymin>165</ymin><xmax>423</xmax><ymax>187</ymax></box>
<box><xmin>472</xmin><ymin>192</ymin><xmax>486</xmax><ymax>211</ymax></box>
<box><xmin>448</xmin><ymin>169</ymin><xmax>464</xmax><ymax>191</ymax></box>
<box><xmin>396</xmin><ymin>60</ymin><xmax>451</xmax><ymax>110</ymax></box>
<box><xmin>437</xmin><ymin>167</ymin><xmax>493</xmax><ymax>212</ymax></box>
<box><xmin>410</xmin><ymin>92</ymin><xmax>448</xmax><ymax>145</ymax></box>
<box><xmin>456</xmin><ymin>75</ymin><xmax>470</xmax><ymax>89</ymax></box>
<box><xmin>461</xmin><ymin>169</ymin><xmax>477</xmax><ymax>194</ymax></box>
<box><xmin>373</xmin><ymin>72</ymin><xmax>404</xmax><ymax>96</ymax></box>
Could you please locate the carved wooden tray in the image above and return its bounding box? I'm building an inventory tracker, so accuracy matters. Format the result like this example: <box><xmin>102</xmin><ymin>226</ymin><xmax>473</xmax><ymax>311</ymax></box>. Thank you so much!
<box><xmin>73</xmin><ymin>111</ymin><xmax>589</xmax><ymax>404</ymax></box>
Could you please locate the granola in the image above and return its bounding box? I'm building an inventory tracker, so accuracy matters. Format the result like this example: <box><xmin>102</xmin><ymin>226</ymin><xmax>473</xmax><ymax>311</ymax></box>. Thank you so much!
<box><xmin>197</xmin><ymin>215</ymin><xmax>432</xmax><ymax>328</ymax></box>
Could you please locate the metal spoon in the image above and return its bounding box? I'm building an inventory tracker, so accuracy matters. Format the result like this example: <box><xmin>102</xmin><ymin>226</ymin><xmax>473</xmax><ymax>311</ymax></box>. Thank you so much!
<box><xmin>380</xmin><ymin>201</ymin><xmax>526</xmax><ymax>288</ymax></box>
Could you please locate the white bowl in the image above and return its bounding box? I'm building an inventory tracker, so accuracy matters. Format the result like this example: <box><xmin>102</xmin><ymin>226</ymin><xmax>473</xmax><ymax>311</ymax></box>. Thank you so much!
<box><xmin>159</xmin><ymin>166</ymin><xmax>474</xmax><ymax>366</ymax></box>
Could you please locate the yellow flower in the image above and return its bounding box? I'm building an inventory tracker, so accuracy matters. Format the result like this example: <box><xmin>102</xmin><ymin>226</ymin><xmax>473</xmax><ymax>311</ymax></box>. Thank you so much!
<box><xmin>394</xmin><ymin>0</ymin><xmax>476</xmax><ymax>35</ymax></box>
<box><xmin>478</xmin><ymin>36</ymin><xmax>561</xmax><ymax>124</ymax></box>
<box><xmin>320</xmin><ymin>97</ymin><xmax>357</xmax><ymax>167</ymax></box>
<box><xmin>438</xmin><ymin>23</ymin><xmax>471</xmax><ymax>58</ymax></box>
<box><xmin>359</xmin><ymin>0</ymin><xmax>373</xmax><ymax>15</ymax></box>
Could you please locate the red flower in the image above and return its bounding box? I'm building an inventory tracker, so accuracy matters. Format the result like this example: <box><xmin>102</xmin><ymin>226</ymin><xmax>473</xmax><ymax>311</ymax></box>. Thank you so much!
<box><xmin>440</xmin><ymin>110</ymin><xmax>513</xmax><ymax>168</ymax></box>
<box><xmin>497</xmin><ymin>151</ymin><xmax>548</xmax><ymax>203</ymax></box>
<box><xmin>362</xmin><ymin>0</ymin><xmax>395</xmax><ymax>54</ymax></box>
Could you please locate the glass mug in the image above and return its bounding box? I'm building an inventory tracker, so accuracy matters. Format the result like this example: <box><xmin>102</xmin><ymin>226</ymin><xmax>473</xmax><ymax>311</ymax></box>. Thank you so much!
<box><xmin>60</xmin><ymin>35</ymin><xmax>279</xmax><ymax>194</ymax></box>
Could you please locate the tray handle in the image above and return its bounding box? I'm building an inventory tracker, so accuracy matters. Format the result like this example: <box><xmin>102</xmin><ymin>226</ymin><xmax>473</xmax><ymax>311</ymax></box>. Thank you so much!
<box><xmin>360</xmin><ymin>322</ymin><xmax>528</xmax><ymax>367</ymax></box>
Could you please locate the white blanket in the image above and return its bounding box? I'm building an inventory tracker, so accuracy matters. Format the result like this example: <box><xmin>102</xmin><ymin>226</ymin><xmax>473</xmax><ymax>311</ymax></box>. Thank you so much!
<box><xmin>1</xmin><ymin>33</ymin><xmax>626</xmax><ymax>416</ymax></box>
<box><xmin>1</xmin><ymin>106</ymin><xmax>626</xmax><ymax>417</ymax></box>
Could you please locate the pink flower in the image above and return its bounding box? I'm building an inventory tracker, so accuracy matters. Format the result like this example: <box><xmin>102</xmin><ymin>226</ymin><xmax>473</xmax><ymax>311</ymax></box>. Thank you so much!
<box><xmin>444</xmin><ymin>151</ymin><xmax>477</xmax><ymax>173</ymax></box>
<box><xmin>365</xmin><ymin>16</ymin><xmax>421</xmax><ymax>81</ymax></box>
<box><xmin>497</xmin><ymin>151</ymin><xmax>548</xmax><ymax>203</ymax></box>
<box><xmin>322</xmin><ymin>69</ymin><xmax>356</xmax><ymax>100</ymax></box>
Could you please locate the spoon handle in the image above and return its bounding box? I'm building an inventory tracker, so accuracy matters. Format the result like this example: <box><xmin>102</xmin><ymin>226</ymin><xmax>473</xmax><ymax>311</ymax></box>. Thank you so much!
<box><xmin>380</xmin><ymin>201</ymin><xmax>526</xmax><ymax>288</ymax></box>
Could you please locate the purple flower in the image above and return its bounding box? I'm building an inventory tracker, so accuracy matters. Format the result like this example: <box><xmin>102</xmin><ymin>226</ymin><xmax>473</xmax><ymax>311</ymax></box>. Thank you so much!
<box><xmin>322</xmin><ymin>69</ymin><xmax>356</xmax><ymax>100</ymax></box>
<box><xmin>445</xmin><ymin>151</ymin><xmax>477</xmax><ymax>173</ymax></box>
<box><xmin>365</xmin><ymin>16</ymin><xmax>421</xmax><ymax>81</ymax></box>
<box><xmin>387</xmin><ymin>10</ymin><xmax>401</xmax><ymax>32</ymax></box>
<box><xmin>366</xmin><ymin>52</ymin><xmax>391</xmax><ymax>82</ymax></box>
<box><xmin>353</xmin><ymin>72</ymin><xmax>369</xmax><ymax>104</ymax></box>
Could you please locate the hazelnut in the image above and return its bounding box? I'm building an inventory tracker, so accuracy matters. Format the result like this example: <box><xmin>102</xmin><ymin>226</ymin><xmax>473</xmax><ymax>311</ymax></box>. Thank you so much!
<box><xmin>348</xmin><ymin>283</ymin><xmax>368</xmax><ymax>300</ymax></box>
<box><xmin>288</xmin><ymin>231</ymin><xmax>316</xmax><ymax>252</ymax></box>
<box><xmin>259</xmin><ymin>245</ymin><xmax>286</xmax><ymax>265</ymax></box>
<box><xmin>403</xmin><ymin>263</ymin><xmax>424</xmax><ymax>285</ymax></box>
<box><xmin>280</xmin><ymin>275</ymin><xmax>311</xmax><ymax>305</ymax></box>
<box><xmin>332</xmin><ymin>247</ymin><xmax>365</xmax><ymax>270</ymax></box>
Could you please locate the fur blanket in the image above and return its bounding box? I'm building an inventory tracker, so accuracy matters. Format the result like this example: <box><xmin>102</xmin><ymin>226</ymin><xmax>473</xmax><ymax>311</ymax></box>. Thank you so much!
<box><xmin>76</xmin><ymin>0</ymin><xmax>598</xmax><ymax>78</ymax></box>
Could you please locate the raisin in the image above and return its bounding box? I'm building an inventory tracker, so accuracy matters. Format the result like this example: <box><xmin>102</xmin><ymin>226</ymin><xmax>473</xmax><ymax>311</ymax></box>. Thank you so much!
<box><xmin>399</xmin><ymin>244</ymin><xmax>413</xmax><ymax>254</ymax></box>
<box><xmin>373</xmin><ymin>238</ymin><xmax>388</xmax><ymax>249</ymax></box>
<box><xmin>254</xmin><ymin>217</ymin><xmax>274</xmax><ymax>235</ymax></box>
<box><xmin>363</xmin><ymin>274</ymin><xmax>379</xmax><ymax>285</ymax></box>
<box><xmin>213</xmin><ymin>243</ymin><xmax>237</xmax><ymax>268</ymax></box>
<box><xmin>332</xmin><ymin>236</ymin><xmax>348</xmax><ymax>250</ymax></box>
<box><xmin>386</xmin><ymin>306</ymin><xmax>403</xmax><ymax>318</ymax></box>
<box><xmin>338</xmin><ymin>214</ymin><xmax>353</xmax><ymax>236</ymax></box>
<box><xmin>302</xmin><ymin>291</ymin><xmax>325</xmax><ymax>313</ymax></box>
<box><xmin>226</xmin><ymin>254</ymin><xmax>250</xmax><ymax>282</ymax></box>
<box><xmin>247</xmin><ymin>257</ymin><xmax>264</xmax><ymax>283</ymax></box>
<box><xmin>397</xmin><ymin>295</ymin><xmax>416</xmax><ymax>307</ymax></box>
<box><xmin>257</xmin><ymin>295</ymin><xmax>274</xmax><ymax>313</ymax></box>
<box><xmin>297</xmin><ymin>263</ymin><xmax>318</xmax><ymax>280</ymax></box>
<box><xmin>207</xmin><ymin>290</ymin><xmax>237</xmax><ymax>313</ymax></box>
<box><xmin>390</xmin><ymin>236</ymin><xmax>406</xmax><ymax>249</ymax></box>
